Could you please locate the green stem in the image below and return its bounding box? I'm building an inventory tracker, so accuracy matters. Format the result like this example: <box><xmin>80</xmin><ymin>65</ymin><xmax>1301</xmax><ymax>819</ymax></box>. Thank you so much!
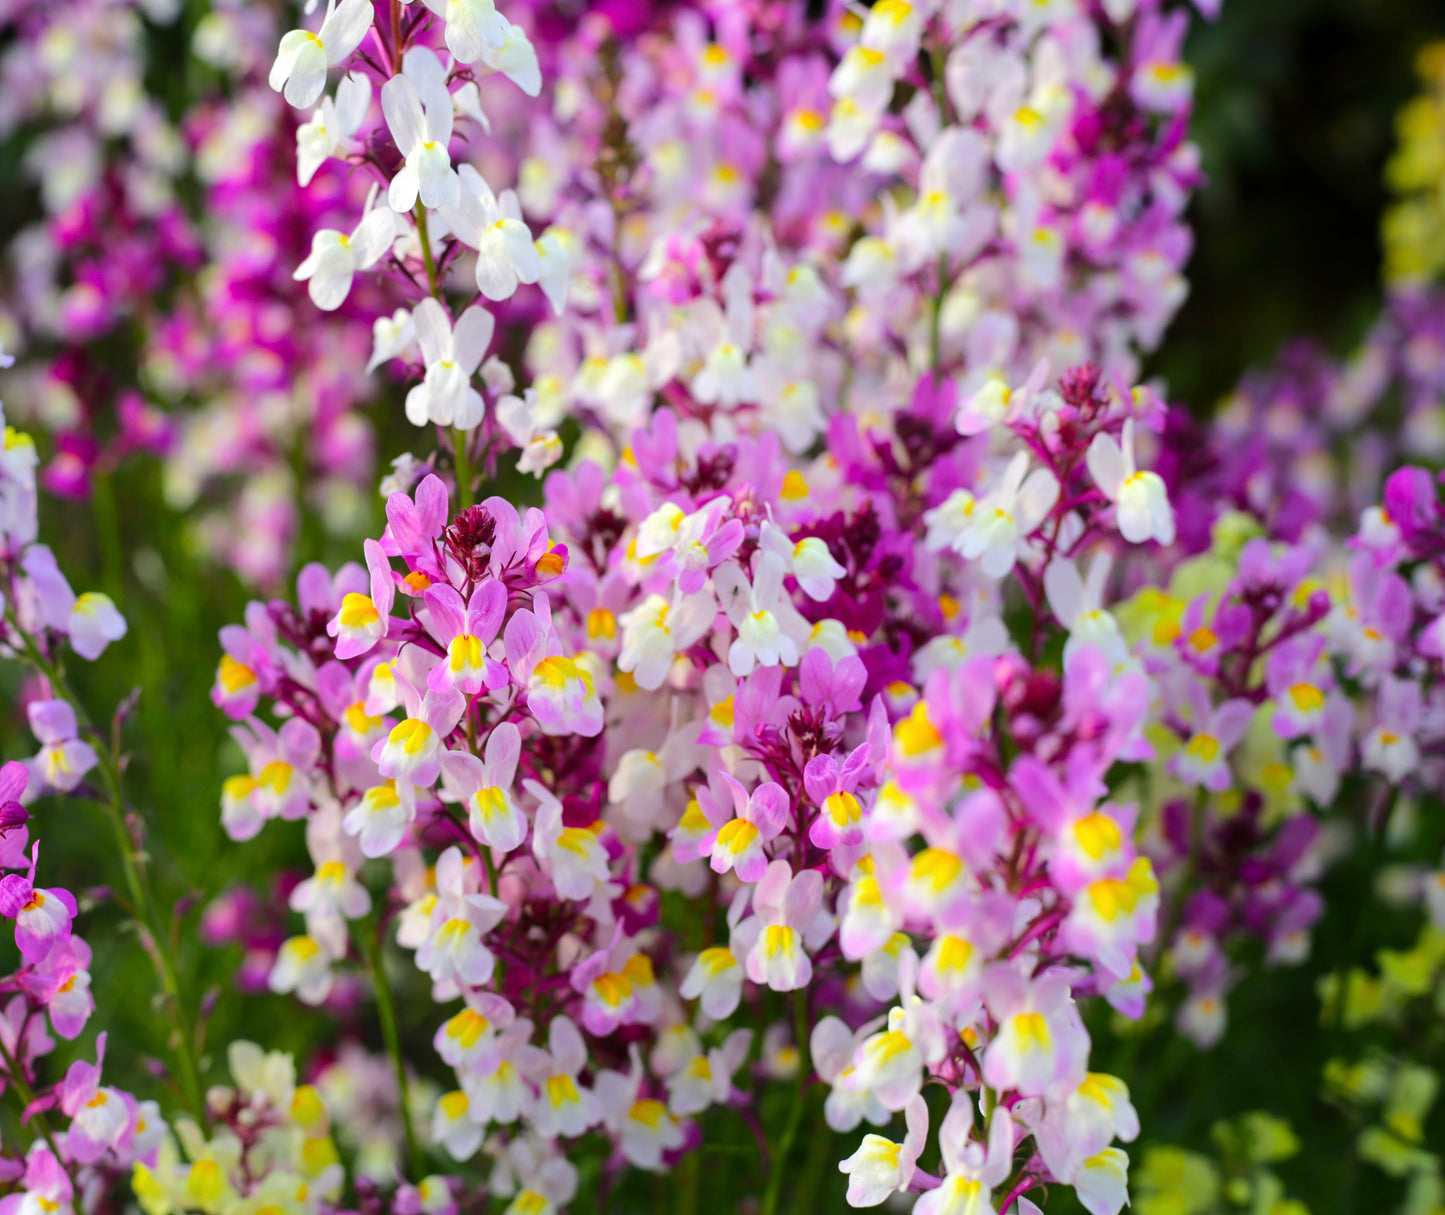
<box><xmin>453</xmin><ymin>426</ymin><xmax>473</xmax><ymax>510</ymax></box>
<box><xmin>414</xmin><ymin>205</ymin><xmax>439</xmax><ymax>297</ymax></box>
<box><xmin>481</xmin><ymin>846</ymin><xmax>500</xmax><ymax>899</ymax></box>
<box><xmin>759</xmin><ymin>992</ymin><xmax>812</xmax><ymax>1215</ymax></box>
<box><xmin>10</xmin><ymin>619</ymin><xmax>206</xmax><ymax>1121</ymax></box>
<box><xmin>675</xmin><ymin>1149</ymin><xmax>701</xmax><ymax>1215</ymax></box>
<box><xmin>930</xmin><ymin>252</ymin><xmax>949</xmax><ymax>373</ymax></box>
<box><xmin>358</xmin><ymin>914</ymin><xmax>421</xmax><ymax>1177</ymax></box>
<box><xmin>790</xmin><ymin>1100</ymin><xmax>834</xmax><ymax>1215</ymax></box>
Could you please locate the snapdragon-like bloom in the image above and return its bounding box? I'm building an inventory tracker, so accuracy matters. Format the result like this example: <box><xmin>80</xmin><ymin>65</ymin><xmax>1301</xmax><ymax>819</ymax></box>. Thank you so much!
<box><xmin>421</xmin><ymin>0</ymin><xmax>507</xmax><ymax>66</ymax></box>
<box><xmin>405</xmin><ymin>299</ymin><xmax>495</xmax><ymax>429</ymax></box>
<box><xmin>294</xmin><ymin>203</ymin><xmax>398</xmax><ymax>312</ymax></box>
<box><xmin>297</xmin><ymin>72</ymin><xmax>371</xmax><ymax>187</ymax></box>
<box><xmin>382</xmin><ymin>71</ymin><xmax>461</xmax><ymax>213</ymax></box>
<box><xmin>440</xmin><ymin>166</ymin><xmax>540</xmax><ymax>302</ymax></box>
<box><xmin>269</xmin><ymin>0</ymin><xmax>373</xmax><ymax>110</ymax></box>
<box><xmin>27</xmin><ymin>700</ymin><xmax>98</xmax><ymax>794</ymax></box>
<box><xmin>1088</xmin><ymin>420</ymin><xmax>1176</xmax><ymax>545</ymax></box>
<box><xmin>146</xmin><ymin>0</ymin><xmax>1445</xmax><ymax>1209</ymax></box>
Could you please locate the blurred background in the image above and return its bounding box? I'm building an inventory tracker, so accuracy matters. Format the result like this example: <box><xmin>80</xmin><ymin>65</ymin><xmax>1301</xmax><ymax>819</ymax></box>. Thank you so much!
<box><xmin>2</xmin><ymin>0</ymin><xmax>1445</xmax><ymax>1211</ymax></box>
<box><xmin>1161</xmin><ymin>0</ymin><xmax>1445</xmax><ymax>406</ymax></box>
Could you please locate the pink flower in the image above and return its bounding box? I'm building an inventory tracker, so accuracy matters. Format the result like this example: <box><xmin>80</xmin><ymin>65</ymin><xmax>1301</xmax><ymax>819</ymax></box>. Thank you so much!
<box><xmin>697</xmin><ymin>773</ymin><xmax>790</xmax><ymax>884</ymax></box>
<box><xmin>27</xmin><ymin>700</ymin><xmax>98</xmax><ymax>795</ymax></box>
<box><xmin>0</xmin><ymin>847</ymin><xmax>75</xmax><ymax>964</ymax></box>
<box><xmin>740</xmin><ymin>860</ymin><xmax>829</xmax><ymax>992</ymax></box>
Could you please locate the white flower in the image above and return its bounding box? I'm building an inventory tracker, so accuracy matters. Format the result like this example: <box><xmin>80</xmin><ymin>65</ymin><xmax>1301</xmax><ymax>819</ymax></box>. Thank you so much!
<box><xmin>438</xmin><ymin>165</ymin><xmax>540</xmax><ymax>302</ymax></box>
<box><xmin>342</xmin><ymin>782</ymin><xmax>416</xmax><ymax>857</ymax></box>
<box><xmin>755</xmin><ymin>361</ymin><xmax>825</xmax><ymax>453</ymax></box>
<box><xmin>269</xmin><ymin>935</ymin><xmax>335</xmax><ymax>1005</ymax></box>
<box><xmin>479</xmin><ymin>17</ymin><xmax>541</xmax><ymax>97</ymax></box>
<box><xmin>367</xmin><ymin>308</ymin><xmax>417</xmax><ymax>373</ymax></box>
<box><xmin>838</xmin><ymin>1095</ymin><xmax>929</xmax><ymax>1208</ymax></box>
<box><xmin>530</xmin><ymin>1016</ymin><xmax>601</xmax><ymax>1138</ymax></box>
<box><xmin>617</xmin><ymin>591</ymin><xmax>717</xmax><ymax>690</ymax></box>
<box><xmin>293</xmin><ymin>204</ymin><xmax>397</xmax><ymax>312</ymax></box>
<box><xmin>829</xmin><ymin>46</ymin><xmax>894</xmax><ymax>115</ymax></box>
<box><xmin>68</xmin><ymin>592</ymin><xmax>127</xmax><ymax>660</ymax></box>
<box><xmin>432</xmin><ymin>1091</ymin><xmax>482</xmax><ymax>1160</ymax></box>
<box><xmin>405</xmin><ymin>298</ymin><xmax>495</xmax><ymax>429</ymax></box>
<box><xmin>954</xmin><ymin>452</ymin><xmax>1059</xmax><ymax>578</ymax></box>
<box><xmin>678</xmin><ymin>946</ymin><xmax>744</xmax><ymax>1020</ymax></box>
<box><xmin>1043</xmin><ymin>554</ymin><xmax>1128</xmax><ymax>668</ymax></box>
<box><xmin>665</xmin><ymin>1030</ymin><xmax>753</xmax><ymax>1117</ymax></box>
<box><xmin>839</xmin><ymin>235</ymin><xmax>899</xmax><ymax>298</ymax></box>
<box><xmin>1073</xmin><ymin>1148</ymin><xmax>1130</xmax><ymax>1215</ymax></box>
<box><xmin>421</xmin><ymin>0</ymin><xmax>507</xmax><ymax>67</ymax></box>
<box><xmin>532</xmin><ymin>785</ymin><xmax>610</xmax><ymax>901</ymax></box>
<box><xmin>291</xmin><ymin>859</ymin><xmax>372</xmax><ymax>922</ymax></box>
<box><xmin>715</xmin><ymin>554</ymin><xmax>801</xmax><ymax>677</ymax></box>
<box><xmin>415</xmin><ymin>847</ymin><xmax>507</xmax><ymax>988</ymax></box>
<box><xmin>861</xmin><ymin>0</ymin><xmax>924</xmax><ymax>69</ymax></box>
<box><xmin>269</xmin><ymin>0</ymin><xmax>374</xmax><ymax>111</ymax></box>
<box><xmin>914</xmin><ymin>1097</ymin><xmax>1017</xmax><ymax>1215</ymax></box>
<box><xmin>895</xmin><ymin>128</ymin><xmax>992</xmax><ymax>270</ymax></box>
<box><xmin>996</xmin><ymin>86</ymin><xmax>1070</xmax><ymax>173</ymax></box>
<box><xmin>826</xmin><ymin>95</ymin><xmax>882</xmax><ymax>162</ymax></box>
<box><xmin>923</xmin><ymin>489</ymin><xmax>977</xmax><ymax>551</ymax></box>
<box><xmin>760</xmin><ymin>521</ymin><xmax>846</xmax><ymax>601</ymax></box>
<box><xmin>692</xmin><ymin>340</ymin><xmax>756</xmax><ymax>408</ymax></box>
<box><xmin>911</xmin><ymin>616</ymin><xmax>1011</xmax><ymax>681</ymax></box>
<box><xmin>535</xmin><ymin>226</ymin><xmax>578</xmax><ymax>316</ymax></box>
<box><xmin>592</xmin><ymin>353</ymin><xmax>653</xmax><ymax>427</ymax></box>
<box><xmin>1086</xmin><ymin>419</ymin><xmax>1175</xmax><ymax>546</ymax></box>
<box><xmin>296</xmin><ymin>72</ymin><xmax>371</xmax><ymax>186</ymax></box>
<box><xmin>496</xmin><ymin>390</ymin><xmax>563</xmax><ymax>476</ymax></box>
<box><xmin>382</xmin><ymin>73</ymin><xmax>460</xmax><ymax>213</ymax></box>
<box><xmin>1363</xmin><ymin>724</ymin><xmax>1420</xmax><ymax>783</ymax></box>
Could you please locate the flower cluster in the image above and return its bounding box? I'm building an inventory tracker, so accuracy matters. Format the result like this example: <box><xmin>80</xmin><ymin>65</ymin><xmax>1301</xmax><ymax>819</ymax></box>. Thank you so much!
<box><xmin>4</xmin><ymin>0</ymin><xmax>1445</xmax><ymax>1213</ymax></box>
<box><xmin>0</xmin><ymin>0</ymin><xmax>388</xmax><ymax>586</ymax></box>
<box><xmin>0</xmin><ymin>381</ymin><xmax>165</xmax><ymax>1215</ymax></box>
<box><xmin>192</xmin><ymin>0</ymin><xmax>1361</xmax><ymax>1211</ymax></box>
<box><xmin>133</xmin><ymin>1042</ymin><xmax>345</xmax><ymax>1215</ymax></box>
